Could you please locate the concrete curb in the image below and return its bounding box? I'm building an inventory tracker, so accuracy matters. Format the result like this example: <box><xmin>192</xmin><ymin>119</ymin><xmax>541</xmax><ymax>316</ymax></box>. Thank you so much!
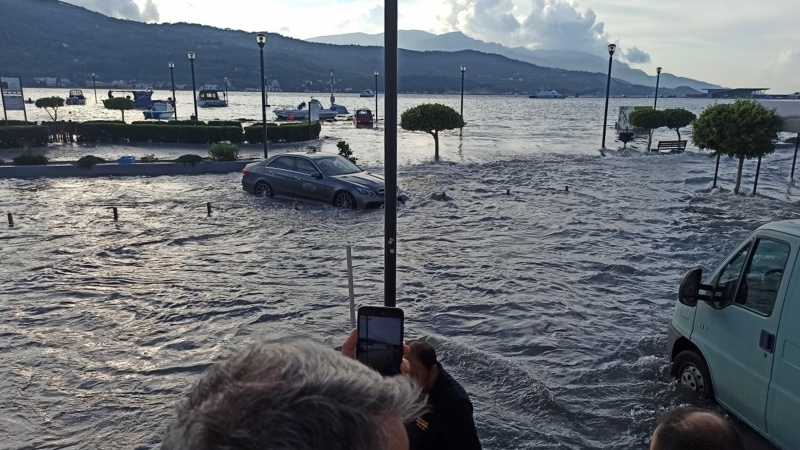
<box><xmin>0</xmin><ymin>161</ymin><xmax>252</xmax><ymax>179</ymax></box>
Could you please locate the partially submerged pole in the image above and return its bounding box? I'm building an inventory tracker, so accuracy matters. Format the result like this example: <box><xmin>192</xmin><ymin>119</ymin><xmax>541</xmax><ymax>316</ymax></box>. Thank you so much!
<box><xmin>346</xmin><ymin>245</ymin><xmax>356</xmax><ymax>329</ymax></box>
<box><xmin>791</xmin><ymin>133</ymin><xmax>799</xmax><ymax>180</ymax></box>
<box><xmin>712</xmin><ymin>154</ymin><xmax>721</xmax><ymax>189</ymax></box>
<box><xmin>7</xmin><ymin>213</ymin><xmax>13</xmax><ymax>227</ymax></box>
<box><xmin>753</xmin><ymin>155</ymin><xmax>762</xmax><ymax>195</ymax></box>
<box><xmin>384</xmin><ymin>0</ymin><xmax>398</xmax><ymax>307</ymax></box>
<box><xmin>112</xmin><ymin>207</ymin><xmax>118</xmax><ymax>221</ymax></box>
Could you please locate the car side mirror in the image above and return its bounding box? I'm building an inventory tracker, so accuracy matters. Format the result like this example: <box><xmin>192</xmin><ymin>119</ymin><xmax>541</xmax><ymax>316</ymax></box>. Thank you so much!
<box><xmin>678</xmin><ymin>268</ymin><xmax>715</xmax><ymax>307</ymax></box>
<box><xmin>311</xmin><ymin>172</ymin><xmax>323</xmax><ymax>179</ymax></box>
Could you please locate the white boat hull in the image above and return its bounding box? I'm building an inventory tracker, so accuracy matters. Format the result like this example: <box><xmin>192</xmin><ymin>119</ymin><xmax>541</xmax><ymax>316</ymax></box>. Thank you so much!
<box><xmin>198</xmin><ymin>100</ymin><xmax>228</xmax><ymax>108</ymax></box>
<box><xmin>142</xmin><ymin>110</ymin><xmax>175</xmax><ymax>120</ymax></box>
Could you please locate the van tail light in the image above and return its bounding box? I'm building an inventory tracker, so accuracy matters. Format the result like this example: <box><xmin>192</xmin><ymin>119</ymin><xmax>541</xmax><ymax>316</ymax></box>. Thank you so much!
<box><xmin>242</xmin><ymin>168</ymin><xmax>250</xmax><ymax>175</ymax></box>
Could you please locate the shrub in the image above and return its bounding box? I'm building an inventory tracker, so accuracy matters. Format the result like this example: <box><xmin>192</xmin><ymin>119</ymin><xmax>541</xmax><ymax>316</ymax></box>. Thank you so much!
<box><xmin>786</xmin><ymin>136</ymin><xmax>799</xmax><ymax>145</ymax></box>
<box><xmin>103</xmin><ymin>97</ymin><xmax>135</xmax><ymax>121</ymax></box>
<box><xmin>13</xmin><ymin>151</ymin><xmax>49</xmax><ymax>165</ymax></box>
<box><xmin>141</xmin><ymin>154</ymin><xmax>158</xmax><ymax>162</ymax></box>
<box><xmin>0</xmin><ymin>120</ymin><xmax>31</xmax><ymax>126</ymax></box>
<box><xmin>0</xmin><ymin>125</ymin><xmax>49</xmax><ymax>149</ymax></box>
<box><xmin>176</xmin><ymin>154</ymin><xmax>203</xmax><ymax>165</ymax></box>
<box><xmin>35</xmin><ymin>97</ymin><xmax>64</xmax><ymax>121</ymax></box>
<box><xmin>244</xmin><ymin>122</ymin><xmax>321</xmax><ymax>143</ymax></box>
<box><xmin>74</xmin><ymin>123</ymin><xmax>243</xmax><ymax>144</ymax></box>
<box><xmin>209</xmin><ymin>142</ymin><xmax>239</xmax><ymax>161</ymax></box>
<box><xmin>337</xmin><ymin>141</ymin><xmax>357</xmax><ymax>164</ymax></box>
<box><xmin>401</xmin><ymin>103</ymin><xmax>465</xmax><ymax>160</ymax></box>
<box><xmin>76</xmin><ymin>155</ymin><xmax>106</xmax><ymax>168</ymax></box>
<box><xmin>207</xmin><ymin>120</ymin><xmax>242</xmax><ymax>128</ymax></box>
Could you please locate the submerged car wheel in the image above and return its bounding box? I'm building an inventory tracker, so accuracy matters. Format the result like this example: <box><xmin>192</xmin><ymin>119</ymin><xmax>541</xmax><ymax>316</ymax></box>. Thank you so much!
<box><xmin>674</xmin><ymin>350</ymin><xmax>714</xmax><ymax>399</ymax></box>
<box><xmin>334</xmin><ymin>191</ymin><xmax>356</xmax><ymax>209</ymax></box>
<box><xmin>255</xmin><ymin>181</ymin><xmax>273</xmax><ymax>198</ymax></box>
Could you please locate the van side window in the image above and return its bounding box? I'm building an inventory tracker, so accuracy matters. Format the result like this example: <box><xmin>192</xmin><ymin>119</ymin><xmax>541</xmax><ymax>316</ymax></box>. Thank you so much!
<box><xmin>736</xmin><ymin>239</ymin><xmax>791</xmax><ymax>316</ymax></box>
<box><xmin>715</xmin><ymin>242</ymin><xmax>752</xmax><ymax>307</ymax></box>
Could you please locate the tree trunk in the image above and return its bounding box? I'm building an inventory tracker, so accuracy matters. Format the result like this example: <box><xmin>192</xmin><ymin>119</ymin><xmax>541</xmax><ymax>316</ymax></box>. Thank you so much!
<box><xmin>676</xmin><ymin>129</ymin><xmax>681</xmax><ymax>142</ymax></box>
<box><xmin>122</xmin><ymin>110</ymin><xmax>125</xmax><ymax>122</ymax></box>
<box><xmin>433</xmin><ymin>130</ymin><xmax>439</xmax><ymax>160</ymax></box>
<box><xmin>734</xmin><ymin>156</ymin><xmax>745</xmax><ymax>194</ymax></box>
<box><xmin>646</xmin><ymin>129</ymin><xmax>653</xmax><ymax>153</ymax></box>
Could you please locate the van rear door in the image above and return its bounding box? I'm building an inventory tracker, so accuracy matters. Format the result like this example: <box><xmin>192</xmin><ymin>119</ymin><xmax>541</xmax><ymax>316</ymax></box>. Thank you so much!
<box><xmin>691</xmin><ymin>233</ymin><xmax>794</xmax><ymax>433</ymax></box>
<box><xmin>768</xmin><ymin>247</ymin><xmax>800</xmax><ymax>450</ymax></box>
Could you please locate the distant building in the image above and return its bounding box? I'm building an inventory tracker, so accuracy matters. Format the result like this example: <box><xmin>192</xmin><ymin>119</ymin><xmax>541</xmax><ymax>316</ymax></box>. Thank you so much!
<box><xmin>688</xmin><ymin>88</ymin><xmax>769</xmax><ymax>99</ymax></box>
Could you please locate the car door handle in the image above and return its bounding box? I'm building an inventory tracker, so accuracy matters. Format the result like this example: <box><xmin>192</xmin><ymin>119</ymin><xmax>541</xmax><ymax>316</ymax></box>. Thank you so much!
<box><xmin>759</xmin><ymin>330</ymin><xmax>776</xmax><ymax>353</ymax></box>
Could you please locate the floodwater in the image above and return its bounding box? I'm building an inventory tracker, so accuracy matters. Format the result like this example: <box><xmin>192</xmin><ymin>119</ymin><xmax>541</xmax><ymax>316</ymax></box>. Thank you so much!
<box><xmin>2</xmin><ymin>91</ymin><xmax>800</xmax><ymax>449</ymax></box>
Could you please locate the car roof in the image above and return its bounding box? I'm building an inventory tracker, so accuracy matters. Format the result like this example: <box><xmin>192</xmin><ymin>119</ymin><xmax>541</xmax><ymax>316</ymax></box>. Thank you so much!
<box><xmin>759</xmin><ymin>220</ymin><xmax>800</xmax><ymax>237</ymax></box>
<box><xmin>273</xmin><ymin>152</ymin><xmax>338</xmax><ymax>160</ymax></box>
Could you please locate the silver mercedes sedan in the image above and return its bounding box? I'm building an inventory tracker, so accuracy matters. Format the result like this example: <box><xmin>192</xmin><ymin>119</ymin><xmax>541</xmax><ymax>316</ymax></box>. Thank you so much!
<box><xmin>242</xmin><ymin>152</ymin><xmax>387</xmax><ymax>209</ymax></box>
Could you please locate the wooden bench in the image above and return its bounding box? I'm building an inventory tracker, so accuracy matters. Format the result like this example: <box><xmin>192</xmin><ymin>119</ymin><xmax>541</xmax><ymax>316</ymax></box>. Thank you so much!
<box><xmin>654</xmin><ymin>140</ymin><xmax>687</xmax><ymax>154</ymax></box>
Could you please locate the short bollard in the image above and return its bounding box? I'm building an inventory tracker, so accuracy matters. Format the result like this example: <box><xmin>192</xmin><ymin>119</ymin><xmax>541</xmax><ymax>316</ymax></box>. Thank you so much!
<box><xmin>506</xmin><ymin>189</ymin><xmax>511</xmax><ymax>195</ymax></box>
<box><xmin>207</xmin><ymin>202</ymin><xmax>212</xmax><ymax>216</ymax></box>
<box><xmin>7</xmin><ymin>213</ymin><xmax>13</xmax><ymax>227</ymax></box>
<box><xmin>294</xmin><ymin>200</ymin><xmax>299</xmax><ymax>210</ymax></box>
<box><xmin>112</xmin><ymin>207</ymin><xmax>118</xmax><ymax>221</ymax></box>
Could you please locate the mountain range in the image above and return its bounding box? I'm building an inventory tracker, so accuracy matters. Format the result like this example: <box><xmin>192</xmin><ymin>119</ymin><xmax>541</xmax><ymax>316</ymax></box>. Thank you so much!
<box><xmin>0</xmin><ymin>0</ymin><xmax>704</xmax><ymax>97</ymax></box>
<box><xmin>308</xmin><ymin>31</ymin><xmax>722</xmax><ymax>91</ymax></box>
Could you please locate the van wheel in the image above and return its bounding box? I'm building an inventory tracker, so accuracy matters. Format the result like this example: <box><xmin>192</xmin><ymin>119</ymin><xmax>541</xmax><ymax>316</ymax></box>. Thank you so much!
<box><xmin>674</xmin><ymin>350</ymin><xmax>714</xmax><ymax>399</ymax></box>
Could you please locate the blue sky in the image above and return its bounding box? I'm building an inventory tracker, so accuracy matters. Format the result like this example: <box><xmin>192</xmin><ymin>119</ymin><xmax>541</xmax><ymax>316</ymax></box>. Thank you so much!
<box><xmin>64</xmin><ymin>0</ymin><xmax>800</xmax><ymax>93</ymax></box>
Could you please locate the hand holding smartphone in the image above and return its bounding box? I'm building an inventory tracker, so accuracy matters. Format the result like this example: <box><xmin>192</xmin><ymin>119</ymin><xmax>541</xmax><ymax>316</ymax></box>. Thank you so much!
<box><xmin>356</xmin><ymin>306</ymin><xmax>404</xmax><ymax>376</ymax></box>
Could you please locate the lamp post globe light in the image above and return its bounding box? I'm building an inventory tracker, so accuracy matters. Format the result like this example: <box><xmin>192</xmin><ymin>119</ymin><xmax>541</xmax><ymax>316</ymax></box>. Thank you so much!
<box><xmin>601</xmin><ymin>43</ymin><xmax>616</xmax><ymax>149</ymax></box>
<box><xmin>460</xmin><ymin>65</ymin><xmax>466</xmax><ymax>121</ymax></box>
<box><xmin>257</xmin><ymin>33</ymin><xmax>268</xmax><ymax>158</ymax></box>
<box><xmin>91</xmin><ymin>73</ymin><xmax>97</xmax><ymax>103</ymax></box>
<box><xmin>374</xmin><ymin>70</ymin><xmax>379</xmax><ymax>122</ymax></box>
<box><xmin>188</xmin><ymin>51</ymin><xmax>198</xmax><ymax>120</ymax></box>
<box><xmin>654</xmin><ymin>66</ymin><xmax>662</xmax><ymax>109</ymax></box>
<box><xmin>168</xmin><ymin>62</ymin><xmax>177</xmax><ymax>119</ymax></box>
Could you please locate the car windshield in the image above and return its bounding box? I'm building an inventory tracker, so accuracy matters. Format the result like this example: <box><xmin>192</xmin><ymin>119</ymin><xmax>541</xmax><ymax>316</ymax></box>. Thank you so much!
<box><xmin>316</xmin><ymin>156</ymin><xmax>361</xmax><ymax>176</ymax></box>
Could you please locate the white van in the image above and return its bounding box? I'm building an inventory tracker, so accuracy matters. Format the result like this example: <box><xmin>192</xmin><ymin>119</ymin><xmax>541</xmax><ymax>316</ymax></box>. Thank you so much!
<box><xmin>668</xmin><ymin>220</ymin><xmax>800</xmax><ymax>449</ymax></box>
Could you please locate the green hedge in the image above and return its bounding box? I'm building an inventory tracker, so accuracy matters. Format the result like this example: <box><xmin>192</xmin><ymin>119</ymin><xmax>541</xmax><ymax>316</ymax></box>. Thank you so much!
<box><xmin>131</xmin><ymin>120</ymin><xmax>241</xmax><ymax>128</ymax></box>
<box><xmin>244</xmin><ymin>122</ymin><xmax>321</xmax><ymax>143</ymax></box>
<box><xmin>76</xmin><ymin>155</ymin><xmax>106</xmax><ymax>168</ymax></box>
<box><xmin>0</xmin><ymin>125</ymin><xmax>49</xmax><ymax>149</ymax></box>
<box><xmin>0</xmin><ymin>120</ymin><xmax>31</xmax><ymax>126</ymax></box>
<box><xmin>13</xmin><ymin>152</ymin><xmax>49</xmax><ymax>165</ymax></box>
<box><xmin>75</xmin><ymin>123</ymin><xmax>244</xmax><ymax>144</ymax></box>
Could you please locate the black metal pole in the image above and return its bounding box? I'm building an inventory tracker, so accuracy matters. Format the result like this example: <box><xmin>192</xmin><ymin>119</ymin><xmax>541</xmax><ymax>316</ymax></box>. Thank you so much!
<box><xmin>0</xmin><ymin>82</ymin><xmax>8</xmax><ymax>124</ymax></box>
<box><xmin>92</xmin><ymin>74</ymin><xmax>97</xmax><ymax>104</ymax></box>
<box><xmin>713</xmin><ymin>154</ymin><xmax>721</xmax><ymax>188</ymax></box>
<box><xmin>601</xmin><ymin>54</ymin><xmax>613</xmax><ymax>149</ymax></box>
<box><xmin>375</xmin><ymin>73</ymin><xmax>378</xmax><ymax>122</ymax></box>
<box><xmin>653</xmin><ymin>73</ymin><xmax>661</xmax><ymax>110</ymax></box>
<box><xmin>260</xmin><ymin>47</ymin><xmax>268</xmax><ymax>158</ymax></box>
<box><xmin>753</xmin><ymin>155</ymin><xmax>762</xmax><ymax>195</ymax></box>
<box><xmin>384</xmin><ymin>0</ymin><xmax>398</xmax><ymax>307</ymax></box>
<box><xmin>170</xmin><ymin>66</ymin><xmax>177</xmax><ymax>119</ymax></box>
<box><xmin>190</xmin><ymin>59</ymin><xmax>198</xmax><ymax>120</ymax></box>
<box><xmin>460</xmin><ymin>69</ymin><xmax>465</xmax><ymax>118</ymax></box>
<box><xmin>791</xmin><ymin>133</ymin><xmax>799</xmax><ymax>180</ymax></box>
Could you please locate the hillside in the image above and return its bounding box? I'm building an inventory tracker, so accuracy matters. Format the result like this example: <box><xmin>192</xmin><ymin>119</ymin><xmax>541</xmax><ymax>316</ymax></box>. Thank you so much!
<box><xmin>0</xmin><ymin>0</ymin><xmax>696</xmax><ymax>97</ymax></box>
<box><xmin>308</xmin><ymin>31</ymin><xmax>722</xmax><ymax>91</ymax></box>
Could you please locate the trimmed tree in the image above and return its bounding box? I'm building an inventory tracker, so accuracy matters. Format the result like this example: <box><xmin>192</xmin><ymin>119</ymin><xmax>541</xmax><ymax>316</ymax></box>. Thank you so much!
<box><xmin>629</xmin><ymin>109</ymin><xmax>665</xmax><ymax>152</ymax></box>
<box><xmin>692</xmin><ymin>99</ymin><xmax>782</xmax><ymax>194</ymax></box>
<box><xmin>401</xmin><ymin>103</ymin><xmax>465</xmax><ymax>160</ymax></box>
<box><xmin>103</xmin><ymin>97</ymin><xmax>135</xmax><ymax>122</ymax></box>
<box><xmin>35</xmin><ymin>96</ymin><xmax>64</xmax><ymax>121</ymax></box>
<box><xmin>662</xmin><ymin>108</ymin><xmax>696</xmax><ymax>142</ymax></box>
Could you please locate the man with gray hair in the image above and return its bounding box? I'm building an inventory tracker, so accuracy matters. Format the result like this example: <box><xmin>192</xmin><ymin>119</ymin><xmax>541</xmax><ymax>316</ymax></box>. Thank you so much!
<box><xmin>161</xmin><ymin>340</ymin><xmax>426</xmax><ymax>450</ymax></box>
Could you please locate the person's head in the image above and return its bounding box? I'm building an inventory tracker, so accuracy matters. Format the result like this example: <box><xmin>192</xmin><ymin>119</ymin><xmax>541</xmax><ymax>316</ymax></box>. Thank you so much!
<box><xmin>406</xmin><ymin>340</ymin><xmax>440</xmax><ymax>392</ymax></box>
<box><xmin>162</xmin><ymin>340</ymin><xmax>425</xmax><ymax>450</ymax></box>
<box><xmin>650</xmin><ymin>407</ymin><xmax>745</xmax><ymax>450</ymax></box>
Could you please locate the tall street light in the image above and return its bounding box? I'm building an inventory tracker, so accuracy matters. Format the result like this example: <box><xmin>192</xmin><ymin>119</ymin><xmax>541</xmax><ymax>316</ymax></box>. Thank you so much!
<box><xmin>169</xmin><ymin>62</ymin><xmax>177</xmax><ymax>119</ymax></box>
<box><xmin>224</xmin><ymin>76</ymin><xmax>229</xmax><ymax>105</ymax></box>
<box><xmin>257</xmin><ymin>33</ymin><xmax>268</xmax><ymax>159</ymax></box>
<box><xmin>653</xmin><ymin>67</ymin><xmax>662</xmax><ymax>110</ymax></box>
<box><xmin>460</xmin><ymin>65</ymin><xmax>466</xmax><ymax>120</ymax></box>
<box><xmin>91</xmin><ymin>73</ymin><xmax>97</xmax><ymax>104</ymax></box>
<box><xmin>188</xmin><ymin>51</ymin><xmax>198</xmax><ymax>121</ymax></box>
<box><xmin>601</xmin><ymin>43</ymin><xmax>617</xmax><ymax>149</ymax></box>
<box><xmin>374</xmin><ymin>70</ymin><xmax>379</xmax><ymax>122</ymax></box>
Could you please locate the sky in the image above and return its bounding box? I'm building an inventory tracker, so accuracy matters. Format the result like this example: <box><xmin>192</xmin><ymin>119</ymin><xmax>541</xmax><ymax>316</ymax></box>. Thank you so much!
<box><xmin>62</xmin><ymin>0</ymin><xmax>800</xmax><ymax>93</ymax></box>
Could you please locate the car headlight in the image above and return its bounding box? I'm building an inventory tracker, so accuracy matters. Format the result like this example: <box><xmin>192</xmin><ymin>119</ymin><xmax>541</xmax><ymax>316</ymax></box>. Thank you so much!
<box><xmin>356</xmin><ymin>187</ymin><xmax>376</xmax><ymax>196</ymax></box>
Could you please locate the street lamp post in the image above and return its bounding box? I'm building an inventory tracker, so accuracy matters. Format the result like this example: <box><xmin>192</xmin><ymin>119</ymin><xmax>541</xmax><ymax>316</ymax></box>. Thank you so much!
<box><xmin>374</xmin><ymin>70</ymin><xmax>379</xmax><ymax>122</ymax></box>
<box><xmin>169</xmin><ymin>62</ymin><xmax>177</xmax><ymax>119</ymax></box>
<box><xmin>91</xmin><ymin>73</ymin><xmax>97</xmax><ymax>104</ymax></box>
<box><xmin>257</xmin><ymin>33</ymin><xmax>268</xmax><ymax>158</ymax></box>
<box><xmin>654</xmin><ymin>67</ymin><xmax>662</xmax><ymax>110</ymax></box>
<box><xmin>188</xmin><ymin>51</ymin><xmax>198</xmax><ymax>121</ymax></box>
<box><xmin>601</xmin><ymin>43</ymin><xmax>617</xmax><ymax>149</ymax></box>
<box><xmin>224</xmin><ymin>77</ymin><xmax>229</xmax><ymax>105</ymax></box>
<box><xmin>460</xmin><ymin>65</ymin><xmax>466</xmax><ymax>120</ymax></box>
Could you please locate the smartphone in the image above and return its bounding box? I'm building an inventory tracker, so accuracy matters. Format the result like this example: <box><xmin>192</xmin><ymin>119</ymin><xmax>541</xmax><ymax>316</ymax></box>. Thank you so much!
<box><xmin>357</xmin><ymin>306</ymin><xmax>404</xmax><ymax>376</ymax></box>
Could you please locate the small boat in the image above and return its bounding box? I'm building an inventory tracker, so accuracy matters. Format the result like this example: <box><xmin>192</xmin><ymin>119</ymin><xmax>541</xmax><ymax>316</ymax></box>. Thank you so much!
<box><xmin>65</xmin><ymin>90</ymin><xmax>87</xmax><ymax>105</ymax></box>
<box><xmin>107</xmin><ymin>89</ymin><xmax>154</xmax><ymax>109</ymax></box>
<box><xmin>360</xmin><ymin>89</ymin><xmax>375</xmax><ymax>98</ymax></box>
<box><xmin>529</xmin><ymin>88</ymin><xmax>566</xmax><ymax>99</ymax></box>
<box><xmin>273</xmin><ymin>99</ymin><xmax>339</xmax><ymax>121</ymax></box>
<box><xmin>354</xmin><ymin>108</ymin><xmax>374</xmax><ymax>128</ymax></box>
<box><xmin>197</xmin><ymin>87</ymin><xmax>227</xmax><ymax>108</ymax></box>
<box><xmin>142</xmin><ymin>100</ymin><xmax>175</xmax><ymax>120</ymax></box>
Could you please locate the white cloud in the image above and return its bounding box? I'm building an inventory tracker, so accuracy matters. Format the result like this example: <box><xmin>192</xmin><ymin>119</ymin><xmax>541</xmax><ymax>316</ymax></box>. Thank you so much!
<box><xmin>65</xmin><ymin>0</ymin><xmax>159</xmax><ymax>22</ymax></box>
<box><xmin>622</xmin><ymin>47</ymin><xmax>650</xmax><ymax>65</ymax></box>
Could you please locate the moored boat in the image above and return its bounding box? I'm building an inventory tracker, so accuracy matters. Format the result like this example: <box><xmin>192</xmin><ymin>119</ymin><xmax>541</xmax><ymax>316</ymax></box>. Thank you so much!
<box><xmin>142</xmin><ymin>100</ymin><xmax>175</xmax><ymax>120</ymax></box>
<box><xmin>529</xmin><ymin>88</ymin><xmax>567</xmax><ymax>99</ymax></box>
<box><xmin>360</xmin><ymin>89</ymin><xmax>375</xmax><ymax>98</ymax></box>
<box><xmin>65</xmin><ymin>90</ymin><xmax>87</xmax><ymax>105</ymax></box>
<box><xmin>197</xmin><ymin>87</ymin><xmax>228</xmax><ymax>108</ymax></box>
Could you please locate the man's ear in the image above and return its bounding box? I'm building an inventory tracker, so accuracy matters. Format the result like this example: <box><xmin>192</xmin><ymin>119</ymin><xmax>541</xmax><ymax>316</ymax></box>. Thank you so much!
<box><xmin>430</xmin><ymin>363</ymin><xmax>439</xmax><ymax>378</ymax></box>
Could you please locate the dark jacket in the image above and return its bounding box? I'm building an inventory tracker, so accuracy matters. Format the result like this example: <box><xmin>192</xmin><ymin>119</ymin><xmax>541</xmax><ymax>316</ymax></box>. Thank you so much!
<box><xmin>405</xmin><ymin>363</ymin><xmax>482</xmax><ymax>450</ymax></box>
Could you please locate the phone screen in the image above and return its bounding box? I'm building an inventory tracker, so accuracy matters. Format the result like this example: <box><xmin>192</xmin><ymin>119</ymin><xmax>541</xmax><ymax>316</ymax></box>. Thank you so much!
<box><xmin>357</xmin><ymin>308</ymin><xmax>404</xmax><ymax>376</ymax></box>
